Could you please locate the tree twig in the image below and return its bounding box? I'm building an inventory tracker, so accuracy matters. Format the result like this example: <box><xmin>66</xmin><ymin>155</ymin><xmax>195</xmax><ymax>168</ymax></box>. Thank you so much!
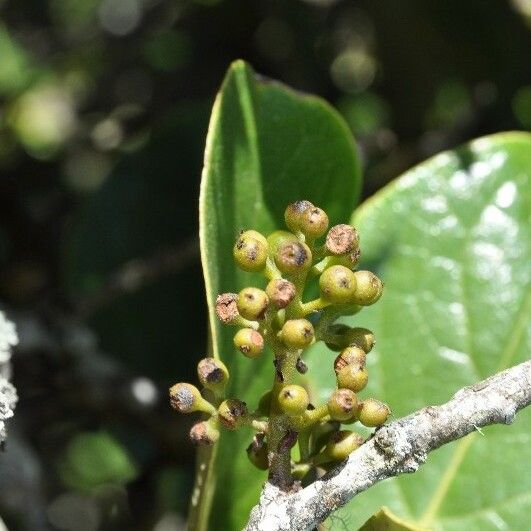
<box><xmin>245</xmin><ymin>359</ymin><xmax>531</xmax><ymax>531</ymax></box>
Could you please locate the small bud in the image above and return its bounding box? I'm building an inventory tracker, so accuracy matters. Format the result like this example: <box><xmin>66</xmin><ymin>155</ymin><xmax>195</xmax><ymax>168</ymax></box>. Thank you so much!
<box><xmin>327</xmin><ymin>389</ymin><xmax>358</xmax><ymax>421</ymax></box>
<box><xmin>319</xmin><ymin>265</ymin><xmax>358</xmax><ymax>304</ymax></box>
<box><xmin>215</xmin><ymin>293</ymin><xmax>239</xmax><ymax>324</ymax></box>
<box><xmin>334</xmin><ymin>346</ymin><xmax>367</xmax><ymax>373</ymax></box>
<box><xmin>218</xmin><ymin>399</ymin><xmax>249</xmax><ymax>430</ymax></box>
<box><xmin>169</xmin><ymin>383</ymin><xmax>202</xmax><ymax>413</ymax></box>
<box><xmin>321</xmin><ymin>430</ymin><xmax>364</xmax><ymax>462</ymax></box>
<box><xmin>265</xmin><ymin>279</ymin><xmax>296</xmax><ymax>309</ymax></box>
<box><xmin>197</xmin><ymin>357</ymin><xmax>229</xmax><ymax>391</ymax></box>
<box><xmin>233</xmin><ymin>328</ymin><xmax>264</xmax><ymax>358</ymax></box>
<box><xmin>233</xmin><ymin>230</ymin><xmax>269</xmax><ymax>272</ymax></box>
<box><xmin>279</xmin><ymin>319</ymin><xmax>315</xmax><ymax>349</ymax></box>
<box><xmin>336</xmin><ymin>365</ymin><xmax>369</xmax><ymax>392</ymax></box>
<box><xmin>189</xmin><ymin>420</ymin><xmax>220</xmax><ymax>446</ymax></box>
<box><xmin>274</xmin><ymin>240</ymin><xmax>312</xmax><ymax>274</ymax></box>
<box><xmin>299</xmin><ymin>206</ymin><xmax>329</xmax><ymax>239</ymax></box>
<box><xmin>247</xmin><ymin>433</ymin><xmax>269</xmax><ymax>470</ymax></box>
<box><xmin>237</xmin><ymin>287</ymin><xmax>269</xmax><ymax>320</ymax></box>
<box><xmin>358</xmin><ymin>398</ymin><xmax>390</xmax><ymax>427</ymax></box>
<box><xmin>325</xmin><ymin>224</ymin><xmax>359</xmax><ymax>255</ymax></box>
<box><xmin>278</xmin><ymin>385</ymin><xmax>310</xmax><ymax>416</ymax></box>
<box><xmin>284</xmin><ymin>200</ymin><xmax>313</xmax><ymax>232</ymax></box>
<box><xmin>351</xmin><ymin>271</ymin><xmax>384</xmax><ymax>305</ymax></box>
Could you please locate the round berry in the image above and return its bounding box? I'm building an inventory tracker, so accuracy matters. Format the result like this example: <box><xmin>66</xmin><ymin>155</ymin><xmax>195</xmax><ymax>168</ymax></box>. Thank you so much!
<box><xmin>346</xmin><ymin>327</ymin><xmax>376</xmax><ymax>353</ymax></box>
<box><xmin>299</xmin><ymin>206</ymin><xmax>329</xmax><ymax>239</ymax></box>
<box><xmin>358</xmin><ymin>398</ymin><xmax>390</xmax><ymax>427</ymax></box>
<box><xmin>266</xmin><ymin>279</ymin><xmax>296</xmax><ymax>309</ymax></box>
<box><xmin>197</xmin><ymin>357</ymin><xmax>229</xmax><ymax>390</ymax></box>
<box><xmin>284</xmin><ymin>200</ymin><xmax>313</xmax><ymax>233</ymax></box>
<box><xmin>237</xmin><ymin>287</ymin><xmax>269</xmax><ymax>320</ymax></box>
<box><xmin>267</xmin><ymin>230</ymin><xmax>298</xmax><ymax>255</ymax></box>
<box><xmin>327</xmin><ymin>389</ymin><xmax>358</xmax><ymax>421</ymax></box>
<box><xmin>334</xmin><ymin>346</ymin><xmax>367</xmax><ymax>374</ymax></box>
<box><xmin>324</xmin><ymin>430</ymin><xmax>364</xmax><ymax>461</ymax></box>
<box><xmin>279</xmin><ymin>319</ymin><xmax>314</xmax><ymax>349</ymax></box>
<box><xmin>351</xmin><ymin>271</ymin><xmax>384</xmax><ymax>305</ymax></box>
<box><xmin>336</xmin><ymin>365</ymin><xmax>369</xmax><ymax>392</ymax></box>
<box><xmin>233</xmin><ymin>328</ymin><xmax>264</xmax><ymax>358</ymax></box>
<box><xmin>319</xmin><ymin>265</ymin><xmax>357</xmax><ymax>304</ymax></box>
<box><xmin>169</xmin><ymin>383</ymin><xmax>202</xmax><ymax>413</ymax></box>
<box><xmin>274</xmin><ymin>240</ymin><xmax>312</xmax><ymax>274</ymax></box>
<box><xmin>189</xmin><ymin>420</ymin><xmax>220</xmax><ymax>446</ymax></box>
<box><xmin>233</xmin><ymin>230</ymin><xmax>269</xmax><ymax>272</ymax></box>
<box><xmin>215</xmin><ymin>293</ymin><xmax>239</xmax><ymax>324</ymax></box>
<box><xmin>278</xmin><ymin>385</ymin><xmax>310</xmax><ymax>416</ymax></box>
<box><xmin>218</xmin><ymin>399</ymin><xmax>249</xmax><ymax>430</ymax></box>
<box><xmin>325</xmin><ymin>224</ymin><xmax>359</xmax><ymax>255</ymax></box>
<box><xmin>247</xmin><ymin>433</ymin><xmax>269</xmax><ymax>470</ymax></box>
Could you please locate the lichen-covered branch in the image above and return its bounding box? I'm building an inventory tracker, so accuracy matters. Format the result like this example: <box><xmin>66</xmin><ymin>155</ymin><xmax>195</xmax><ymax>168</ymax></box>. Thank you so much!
<box><xmin>0</xmin><ymin>310</ymin><xmax>18</xmax><ymax>445</ymax></box>
<box><xmin>245</xmin><ymin>360</ymin><xmax>531</xmax><ymax>531</ymax></box>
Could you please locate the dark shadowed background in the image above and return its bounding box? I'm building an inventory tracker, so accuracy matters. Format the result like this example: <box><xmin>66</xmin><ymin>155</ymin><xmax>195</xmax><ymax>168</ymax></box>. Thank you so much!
<box><xmin>0</xmin><ymin>0</ymin><xmax>529</xmax><ymax>529</ymax></box>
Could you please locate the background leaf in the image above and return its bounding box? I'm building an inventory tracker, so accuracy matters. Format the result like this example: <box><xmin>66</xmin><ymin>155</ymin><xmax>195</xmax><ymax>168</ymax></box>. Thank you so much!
<box><xmin>199</xmin><ymin>60</ymin><xmax>362</xmax><ymax>530</ymax></box>
<box><xmin>304</xmin><ymin>132</ymin><xmax>530</xmax><ymax>530</ymax></box>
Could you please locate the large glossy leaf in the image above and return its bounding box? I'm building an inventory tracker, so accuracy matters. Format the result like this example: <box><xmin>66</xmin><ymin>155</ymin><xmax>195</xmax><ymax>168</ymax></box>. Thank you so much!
<box><xmin>304</xmin><ymin>132</ymin><xmax>531</xmax><ymax>530</ymax></box>
<box><xmin>197</xmin><ymin>60</ymin><xmax>361</xmax><ymax>530</ymax></box>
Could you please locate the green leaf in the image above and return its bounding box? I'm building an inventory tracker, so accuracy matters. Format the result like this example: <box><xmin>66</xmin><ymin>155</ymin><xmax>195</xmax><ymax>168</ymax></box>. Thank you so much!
<box><xmin>305</xmin><ymin>132</ymin><xmax>531</xmax><ymax>530</ymax></box>
<box><xmin>359</xmin><ymin>506</ymin><xmax>427</xmax><ymax>531</ymax></box>
<box><xmin>58</xmin><ymin>432</ymin><xmax>138</xmax><ymax>492</ymax></box>
<box><xmin>197</xmin><ymin>60</ymin><xmax>361</xmax><ymax>530</ymax></box>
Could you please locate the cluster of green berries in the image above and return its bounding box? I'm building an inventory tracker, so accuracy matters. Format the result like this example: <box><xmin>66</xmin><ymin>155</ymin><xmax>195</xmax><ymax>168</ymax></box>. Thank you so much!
<box><xmin>169</xmin><ymin>200</ymin><xmax>390</xmax><ymax>480</ymax></box>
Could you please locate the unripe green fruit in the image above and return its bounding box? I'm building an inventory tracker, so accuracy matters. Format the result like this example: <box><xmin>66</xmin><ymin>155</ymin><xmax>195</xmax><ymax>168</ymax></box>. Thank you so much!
<box><xmin>189</xmin><ymin>420</ymin><xmax>220</xmax><ymax>446</ymax></box>
<box><xmin>197</xmin><ymin>357</ymin><xmax>229</xmax><ymax>391</ymax></box>
<box><xmin>266</xmin><ymin>279</ymin><xmax>296</xmax><ymax>309</ymax></box>
<box><xmin>334</xmin><ymin>346</ymin><xmax>367</xmax><ymax>374</ymax></box>
<box><xmin>323</xmin><ymin>430</ymin><xmax>364</xmax><ymax>461</ymax></box>
<box><xmin>319</xmin><ymin>265</ymin><xmax>358</xmax><ymax>304</ymax></box>
<box><xmin>237</xmin><ymin>287</ymin><xmax>269</xmax><ymax>320</ymax></box>
<box><xmin>278</xmin><ymin>385</ymin><xmax>310</xmax><ymax>416</ymax></box>
<box><xmin>233</xmin><ymin>328</ymin><xmax>264</xmax><ymax>358</ymax></box>
<box><xmin>218</xmin><ymin>399</ymin><xmax>249</xmax><ymax>430</ymax></box>
<box><xmin>336</xmin><ymin>365</ymin><xmax>369</xmax><ymax>392</ymax></box>
<box><xmin>358</xmin><ymin>398</ymin><xmax>390</xmax><ymax>427</ymax></box>
<box><xmin>351</xmin><ymin>271</ymin><xmax>384</xmax><ymax>305</ymax></box>
<box><xmin>310</xmin><ymin>420</ymin><xmax>341</xmax><ymax>454</ymax></box>
<box><xmin>274</xmin><ymin>240</ymin><xmax>312</xmax><ymax>274</ymax></box>
<box><xmin>284</xmin><ymin>200</ymin><xmax>313</xmax><ymax>233</ymax></box>
<box><xmin>327</xmin><ymin>388</ymin><xmax>358</xmax><ymax>421</ymax></box>
<box><xmin>267</xmin><ymin>230</ymin><xmax>298</xmax><ymax>255</ymax></box>
<box><xmin>247</xmin><ymin>433</ymin><xmax>269</xmax><ymax>470</ymax></box>
<box><xmin>299</xmin><ymin>206</ymin><xmax>329</xmax><ymax>239</ymax></box>
<box><xmin>233</xmin><ymin>230</ymin><xmax>269</xmax><ymax>272</ymax></box>
<box><xmin>169</xmin><ymin>383</ymin><xmax>202</xmax><ymax>413</ymax></box>
<box><xmin>279</xmin><ymin>319</ymin><xmax>315</xmax><ymax>349</ymax></box>
<box><xmin>325</xmin><ymin>224</ymin><xmax>359</xmax><ymax>255</ymax></box>
<box><xmin>325</xmin><ymin>325</ymin><xmax>376</xmax><ymax>353</ymax></box>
